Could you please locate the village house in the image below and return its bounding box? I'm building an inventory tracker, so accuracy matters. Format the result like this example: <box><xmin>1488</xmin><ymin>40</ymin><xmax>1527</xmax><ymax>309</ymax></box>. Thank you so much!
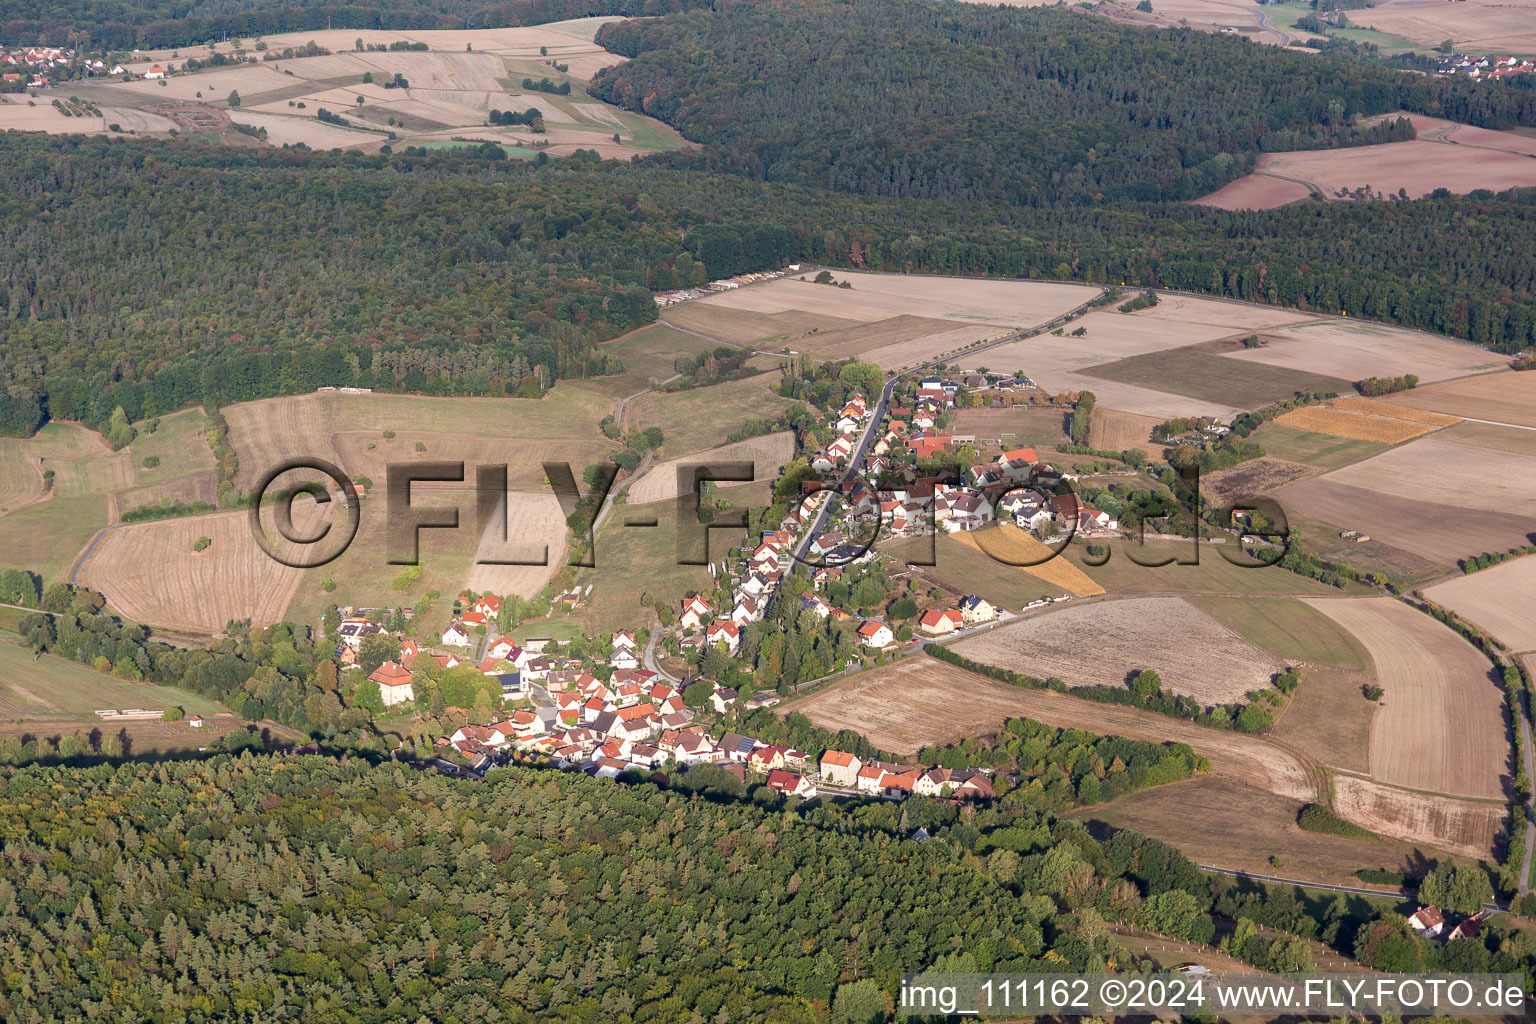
<box><xmin>819</xmin><ymin>750</ymin><xmax>862</xmax><ymax>787</ymax></box>
<box><xmin>440</xmin><ymin>621</ymin><xmax>471</xmax><ymax>647</ymax></box>
<box><xmin>705</xmin><ymin>619</ymin><xmax>741</xmax><ymax>652</ymax></box>
<box><xmin>679</xmin><ymin>595</ymin><xmax>711</xmax><ymax>631</ymax></box>
<box><xmin>917</xmin><ymin>608</ymin><xmax>965</xmax><ymax>637</ymax></box>
<box><xmin>711</xmin><ymin>687</ymin><xmax>739</xmax><ymax>714</ymax></box>
<box><xmin>767</xmin><ymin>769</ymin><xmax>816</xmax><ymax>798</ymax></box>
<box><xmin>857</xmin><ymin>620</ymin><xmax>895</xmax><ymax>649</ymax></box>
<box><xmin>1407</xmin><ymin>906</ymin><xmax>1445</xmax><ymax>939</ymax></box>
<box><xmin>368</xmin><ymin>661</ymin><xmax>415</xmax><ymax>707</ymax></box>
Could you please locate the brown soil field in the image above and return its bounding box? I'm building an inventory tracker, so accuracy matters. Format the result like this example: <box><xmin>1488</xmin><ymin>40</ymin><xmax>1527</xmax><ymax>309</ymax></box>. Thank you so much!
<box><xmin>660</xmin><ymin>303</ymin><xmax>860</xmax><ymax>346</ymax></box>
<box><xmin>1204</xmin><ymin>137</ymin><xmax>1536</xmax><ymax>207</ymax></box>
<box><xmin>1195</xmin><ymin>173</ymin><xmax>1315</xmax><ymax>210</ymax></box>
<box><xmin>1330</xmin><ymin>774</ymin><xmax>1503</xmax><ymax>862</ymax></box>
<box><xmin>1087</xmin><ymin>408</ymin><xmax>1167</xmax><ymax>456</ymax></box>
<box><xmin>950</xmin><ymin>406</ymin><xmax>1071</xmax><ymax>447</ymax></box>
<box><xmin>1277</xmin><ymin>477</ymin><xmax>1536</xmax><ymax>567</ymax></box>
<box><xmin>1343</xmin><ymin>0</ymin><xmax>1536</xmax><ymax>54</ymax></box>
<box><xmin>694</xmin><ymin>271</ymin><xmax>1101</xmax><ymax>327</ymax></box>
<box><xmin>785</xmin><ymin>658</ymin><xmax>1316</xmax><ymax>801</ymax></box>
<box><xmin>1381</xmin><ymin>369</ymin><xmax>1536</xmax><ymax>428</ymax></box>
<box><xmin>1437</xmin><ymin>420</ymin><xmax>1536</xmax><ymax>457</ymax></box>
<box><xmin>1075</xmin><ymin>776</ymin><xmax>1475</xmax><ymax>886</ymax></box>
<box><xmin>1327</xmin><ymin>396</ymin><xmax>1463</xmax><ymax>427</ymax></box>
<box><xmin>1423</xmin><ymin>556</ymin><xmax>1536</xmax><ymax>653</ymax></box>
<box><xmin>77</xmin><ymin>511</ymin><xmax>304</xmax><ymax>633</ymax></box>
<box><xmin>1202</xmin><ymin>457</ymin><xmax>1320</xmax><ymax>507</ymax></box>
<box><xmin>951</xmin><ymin>596</ymin><xmax>1282</xmax><ymax>703</ymax></box>
<box><xmin>951</xmin><ymin>524</ymin><xmax>1106</xmax><ymax>596</ymax></box>
<box><xmin>626</xmin><ymin>432</ymin><xmax>795</xmax><ymax>504</ymax></box>
<box><xmin>1220</xmin><ymin>319</ymin><xmax>1506</xmax><ymax>383</ymax></box>
<box><xmin>1303</xmin><ymin>432</ymin><xmax>1536</xmax><ymax>518</ymax></box>
<box><xmin>463</xmin><ymin>488</ymin><xmax>571</xmax><ymax>599</ymax></box>
<box><xmin>1081</xmin><ymin>341</ymin><xmax>1356</xmax><ymax>411</ymax></box>
<box><xmin>1303</xmin><ymin>597</ymin><xmax>1508</xmax><ymax>800</ymax></box>
<box><xmin>1273</xmin><ymin>406</ymin><xmax>1439</xmax><ymax>444</ymax></box>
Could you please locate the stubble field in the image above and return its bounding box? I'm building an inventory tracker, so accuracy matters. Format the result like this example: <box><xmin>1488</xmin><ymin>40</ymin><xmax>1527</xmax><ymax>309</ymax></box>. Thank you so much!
<box><xmin>950</xmin><ymin>596</ymin><xmax>1283</xmax><ymax>703</ymax></box>
<box><xmin>1381</xmin><ymin>369</ymin><xmax>1536</xmax><ymax>427</ymax></box>
<box><xmin>950</xmin><ymin>524</ymin><xmax>1106</xmax><ymax>596</ymax></box>
<box><xmin>1422</xmin><ymin>556</ymin><xmax>1536</xmax><ymax>653</ymax></box>
<box><xmin>1219</xmin><ymin>319</ymin><xmax>1505</xmax><ymax>383</ymax></box>
<box><xmin>1304</xmin><ymin>597</ymin><xmax>1507</xmax><ymax>801</ymax></box>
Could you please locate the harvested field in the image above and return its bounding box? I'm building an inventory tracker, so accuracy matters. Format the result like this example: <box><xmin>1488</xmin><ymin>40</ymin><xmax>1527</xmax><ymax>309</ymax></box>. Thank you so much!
<box><xmin>464</xmin><ymin>489</ymin><xmax>570</xmax><ymax>599</ymax></box>
<box><xmin>862</xmin><ymin>322</ymin><xmax>1003</xmax><ymax>371</ymax></box>
<box><xmin>1195</xmin><ymin>173</ymin><xmax>1314</xmax><ymax>210</ymax></box>
<box><xmin>77</xmin><ymin>511</ymin><xmax>304</xmax><ymax>633</ymax></box>
<box><xmin>1273</xmin><ymin>406</ymin><xmax>1439</xmax><ymax>444</ymax></box>
<box><xmin>1300</xmin><ymin>433</ymin><xmax>1536</xmax><ymax>518</ymax></box>
<box><xmin>1331</xmin><ymin>775</ymin><xmax>1502</xmax><ymax>862</ymax></box>
<box><xmin>600</xmin><ymin>324</ymin><xmax>716</xmax><ymax>381</ymax></box>
<box><xmin>957</xmin><ymin>311</ymin><xmax>1242</xmax><ymax>374</ymax></box>
<box><xmin>951</xmin><ymin>596</ymin><xmax>1281</xmax><ymax>703</ymax></box>
<box><xmin>660</xmin><ymin>303</ymin><xmax>859</xmax><ymax>346</ymax></box>
<box><xmin>0</xmin><ymin>445</ymin><xmax>46</xmax><ymax>514</ymax></box>
<box><xmin>1381</xmin><ymin>370</ymin><xmax>1536</xmax><ymax>428</ymax></box>
<box><xmin>1249</xmin><ymin>422</ymin><xmax>1388</xmax><ymax>471</ymax></box>
<box><xmin>1423</xmin><ymin>556</ymin><xmax>1536</xmax><ymax>653</ymax></box>
<box><xmin>1327</xmin><ymin>396</ymin><xmax>1462</xmax><ymax>427</ymax></box>
<box><xmin>113</xmin><ymin>66</ymin><xmax>292</xmax><ymax>103</ymax></box>
<box><xmin>1075</xmin><ymin>777</ymin><xmax>1469</xmax><ymax>887</ymax></box>
<box><xmin>1123</xmin><ymin>293</ymin><xmax>1317</xmax><ymax>331</ymax></box>
<box><xmin>627</xmin><ymin>432</ymin><xmax>795</xmax><ymax>504</ymax></box>
<box><xmin>1304</xmin><ymin>598</ymin><xmax>1507</xmax><ymax>800</ymax></box>
<box><xmin>0</xmin><ymin>101</ymin><xmax>107</xmax><ymax>133</ymax></box>
<box><xmin>1220</xmin><ymin>320</ymin><xmax>1505</xmax><ymax>384</ymax></box>
<box><xmin>1201</xmin><ymin>136</ymin><xmax>1536</xmax><ymax>207</ymax></box>
<box><xmin>694</xmin><ymin>272</ymin><xmax>1101</xmax><ymax>327</ymax></box>
<box><xmin>1277</xmin><ymin>477</ymin><xmax>1536</xmax><ymax>566</ymax></box>
<box><xmin>1201</xmin><ymin>457</ymin><xmax>1319</xmax><ymax>506</ymax></box>
<box><xmin>1439</xmin><ymin>420</ymin><xmax>1536</xmax><ymax>457</ymax></box>
<box><xmin>788</xmin><ymin>658</ymin><xmax>1316</xmax><ymax>796</ymax></box>
<box><xmin>1087</xmin><ymin>408</ymin><xmax>1164</xmax><ymax>456</ymax></box>
<box><xmin>1080</xmin><ymin>342</ymin><xmax>1355</xmax><ymax>410</ymax></box>
<box><xmin>950</xmin><ymin>524</ymin><xmax>1105</xmax><ymax>596</ymax></box>
<box><xmin>1336</xmin><ymin>3</ymin><xmax>1536</xmax><ymax>59</ymax></box>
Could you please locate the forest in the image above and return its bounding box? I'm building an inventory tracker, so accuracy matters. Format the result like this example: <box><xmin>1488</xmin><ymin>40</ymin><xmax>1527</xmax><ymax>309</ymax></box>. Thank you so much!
<box><xmin>1</xmin><ymin>753</ymin><xmax>1533</xmax><ymax>1022</ymax></box>
<box><xmin>0</xmin><ymin>0</ymin><xmax>712</xmax><ymax>48</ymax></box>
<box><xmin>592</xmin><ymin>0</ymin><xmax>1536</xmax><ymax>206</ymax></box>
<box><xmin>3</xmin><ymin>134</ymin><xmax>1536</xmax><ymax>438</ymax></box>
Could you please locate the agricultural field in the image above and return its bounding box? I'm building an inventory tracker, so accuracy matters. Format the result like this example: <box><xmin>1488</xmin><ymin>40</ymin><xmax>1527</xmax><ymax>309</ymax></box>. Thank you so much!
<box><xmin>1381</xmin><ymin>369</ymin><xmax>1536</xmax><ymax>428</ymax></box>
<box><xmin>884</xmin><ymin>533</ymin><xmax>1070</xmax><ymax>609</ymax></box>
<box><xmin>0</xmin><ymin>411</ymin><xmax>216</xmax><ymax>585</ymax></box>
<box><xmin>1119</xmin><ymin>292</ymin><xmax>1318</xmax><ymax>332</ymax></box>
<box><xmin>0</xmin><ymin>640</ymin><xmax>229</xmax><ymax>720</ymax></box>
<box><xmin>463</xmin><ymin>489</ymin><xmax>572</xmax><ymax>605</ymax></box>
<box><xmin>1075</xmin><ymin>777</ymin><xmax>1478</xmax><ymax>885</ymax></box>
<box><xmin>1332</xmin><ymin>1</ymin><xmax>1536</xmax><ymax>55</ymax></box>
<box><xmin>1081</xmin><ymin>341</ymin><xmax>1353</xmax><ymax>411</ymax></box>
<box><xmin>1248</xmin><ymin>422</ymin><xmax>1390</xmax><ymax>471</ymax></box>
<box><xmin>1437</xmin><ymin>419</ymin><xmax>1536</xmax><ymax>457</ymax></box>
<box><xmin>1274</xmin><ymin>431</ymin><xmax>1536</xmax><ymax>566</ymax></box>
<box><xmin>1273</xmin><ymin>404</ymin><xmax>1449</xmax><ymax>444</ymax></box>
<box><xmin>658</xmin><ymin>303</ymin><xmax>860</xmax><ymax>347</ymax></box>
<box><xmin>37</xmin><ymin>20</ymin><xmax>684</xmax><ymax>160</ymax></box>
<box><xmin>627</xmin><ymin>432</ymin><xmax>796</xmax><ymax>504</ymax></box>
<box><xmin>1201</xmin><ymin>457</ymin><xmax>1319</xmax><ymax>508</ymax></box>
<box><xmin>1085</xmin><ymin>408</ymin><xmax>1165</xmax><ymax>456</ymax></box>
<box><xmin>949</xmin><ymin>406</ymin><xmax>1071</xmax><ymax>448</ymax></box>
<box><xmin>693</xmin><ymin>271</ymin><xmax>1101</xmax><ymax>327</ymax></box>
<box><xmin>1330</xmin><ymin>775</ymin><xmax>1505</xmax><ymax>863</ymax></box>
<box><xmin>75</xmin><ymin>511</ymin><xmax>305</xmax><ymax>634</ymax></box>
<box><xmin>1423</xmin><ymin>556</ymin><xmax>1536</xmax><ymax>654</ymax></box>
<box><xmin>950</xmin><ymin>596</ymin><xmax>1283</xmax><ymax>703</ymax></box>
<box><xmin>1064</xmin><ymin>538</ymin><xmax>1371</xmax><ymax>597</ymax></box>
<box><xmin>1304</xmin><ymin>598</ymin><xmax>1507</xmax><ymax>801</ymax></box>
<box><xmin>949</xmin><ymin>524</ymin><xmax>1105</xmax><ymax>596</ymax></box>
<box><xmin>625</xmin><ymin>373</ymin><xmax>803</xmax><ymax>456</ymax></box>
<box><xmin>1219</xmin><ymin>319</ymin><xmax>1506</xmax><ymax>383</ymax></box>
<box><xmin>1196</xmin><ymin>114</ymin><xmax>1536</xmax><ymax>208</ymax></box>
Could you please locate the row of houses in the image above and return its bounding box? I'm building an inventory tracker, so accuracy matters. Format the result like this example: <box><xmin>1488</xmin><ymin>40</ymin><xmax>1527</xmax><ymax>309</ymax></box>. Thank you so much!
<box><xmin>1436</xmin><ymin>54</ymin><xmax>1535</xmax><ymax>79</ymax></box>
<box><xmin>819</xmin><ymin>750</ymin><xmax>995</xmax><ymax>800</ymax></box>
<box><xmin>653</xmin><ymin>265</ymin><xmax>803</xmax><ymax>308</ymax></box>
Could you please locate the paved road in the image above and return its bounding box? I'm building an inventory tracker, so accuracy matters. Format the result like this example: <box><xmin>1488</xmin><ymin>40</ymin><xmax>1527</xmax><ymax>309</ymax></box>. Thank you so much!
<box><xmin>1199</xmin><ymin>864</ymin><xmax>1409</xmax><ymax>899</ymax></box>
<box><xmin>1522</xmin><ymin>701</ymin><xmax>1535</xmax><ymax>894</ymax></box>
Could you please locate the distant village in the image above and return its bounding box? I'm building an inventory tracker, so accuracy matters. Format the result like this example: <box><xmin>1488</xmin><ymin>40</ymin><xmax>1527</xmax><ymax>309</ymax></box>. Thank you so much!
<box><xmin>1435</xmin><ymin>54</ymin><xmax>1535</xmax><ymax>80</ymax></box>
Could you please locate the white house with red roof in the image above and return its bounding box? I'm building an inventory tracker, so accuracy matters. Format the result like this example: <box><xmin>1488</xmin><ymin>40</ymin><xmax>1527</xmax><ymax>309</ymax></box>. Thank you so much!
<box><xmin>819</xmin><ymin>750</ymin><xmax>862</xmax><ymax>787</ymax></box>
<box><xmin>441</xmin><ymin>621</ymin><xmax>471</xmax><ymax>647</ymax></box>
<box><xmin>857</xmin><ymin>620</ymin><xmax>894</xmax><ymax>648</ymax></box>
<box><xmin>679</xmin><ymin>595</ymin><xmax>711</xmax><ymax>631</ymax></box>
<box><xmin>368</xmin><ymin>661</ymin><xmax>415</xmax><ymax>707</ymax></box>
<box><xmin>472</xmin><ymin>594</ymin><xmax>501</xmax><ymax>618</ymax></box>
<box><xmin>705</xmin><ymin>619</ymin><xmax>740</xmax><ymax>653</ymax></box>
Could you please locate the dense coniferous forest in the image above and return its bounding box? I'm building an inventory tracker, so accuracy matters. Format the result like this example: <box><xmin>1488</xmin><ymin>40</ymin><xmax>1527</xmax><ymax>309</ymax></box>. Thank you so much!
<box><xmin>0</xmin><ymin>0</ymin><xmax>712</xmax><ymax>48</ymax></box>
<box><xmin>592</xmin><ymin>0</ymin><xmax>1536</xmax><ymax>205</ymax></box>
